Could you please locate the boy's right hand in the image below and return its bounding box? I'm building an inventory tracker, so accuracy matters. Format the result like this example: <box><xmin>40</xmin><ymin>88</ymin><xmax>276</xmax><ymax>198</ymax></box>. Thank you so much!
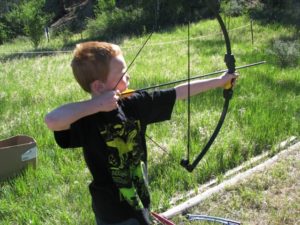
<box><xmin>92</xmin><ymin>90</ymin><xmax>120</xmax><ymax>112</ymax></box>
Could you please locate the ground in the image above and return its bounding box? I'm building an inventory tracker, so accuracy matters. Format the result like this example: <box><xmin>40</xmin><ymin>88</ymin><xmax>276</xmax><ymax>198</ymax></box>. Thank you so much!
<box><xmin>171</xmin><ymin>144</ymin><xmax>300</xmax><ymax>225</ymax></box>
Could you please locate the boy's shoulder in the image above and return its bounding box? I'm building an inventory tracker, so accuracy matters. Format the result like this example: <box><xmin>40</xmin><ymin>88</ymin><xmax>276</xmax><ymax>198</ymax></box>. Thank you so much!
<box><xmin>119</xmin><ymin>88</ymin><xmax>176</xmax><ymax>114</ymax></box>
<box><xmin>122</xmin><ymin>89</ymin><xmax>176</xmax><ymax>102</ymax></box>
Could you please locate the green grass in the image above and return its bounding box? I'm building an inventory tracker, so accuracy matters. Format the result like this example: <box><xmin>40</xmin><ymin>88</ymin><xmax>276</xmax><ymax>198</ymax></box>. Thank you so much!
<box><xmin>0</xmin><ymin>16</ymin><xmax>299</xmax><ymax>224</ymax></box>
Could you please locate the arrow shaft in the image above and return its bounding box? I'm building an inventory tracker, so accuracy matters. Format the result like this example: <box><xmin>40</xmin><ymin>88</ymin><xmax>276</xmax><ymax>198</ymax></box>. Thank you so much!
<box><xmin>123</xmin><ymin>61</ymin><xmax>266</xmax><ymax>96</ymax></box>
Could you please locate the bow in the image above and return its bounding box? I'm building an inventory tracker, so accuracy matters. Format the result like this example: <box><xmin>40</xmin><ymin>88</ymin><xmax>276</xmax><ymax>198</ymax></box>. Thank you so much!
<box><xmin>115</xmin><ymin>1</ymin><xmax>264</xmax><ymax>172</ymax></box>
<box><xmin>180</xmin><ymin>0</ymin><xmax>236</xmax><ymax>172</ymax></box>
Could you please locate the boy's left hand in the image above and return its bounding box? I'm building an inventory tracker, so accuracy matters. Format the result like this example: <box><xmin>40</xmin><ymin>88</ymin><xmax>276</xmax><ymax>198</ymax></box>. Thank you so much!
<box><xmin>221</xmin><ymin>72</ymin><xmax>239</xmax><ymax>89</ymax></box>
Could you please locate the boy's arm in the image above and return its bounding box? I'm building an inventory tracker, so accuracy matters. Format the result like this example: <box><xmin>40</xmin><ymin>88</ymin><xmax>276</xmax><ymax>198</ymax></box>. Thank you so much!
<box><xmin>45</xmin><ymin>91</ymin><xmax>120</xmax><ymax>131</ymax></box>
<box><xmin>175</xmin><ymin>72</ymin><xmax>237</xmax><ymax>100</ymax></box>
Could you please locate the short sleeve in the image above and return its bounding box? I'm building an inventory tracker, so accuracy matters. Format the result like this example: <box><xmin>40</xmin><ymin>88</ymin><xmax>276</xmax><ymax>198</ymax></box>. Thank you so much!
<box><xmin>54</xmin><ymin>119</ymin><xmax>84</xmax><ymax>148</ymax></box>
<box><xmin>121</xmin><ymin>88</ymin><xmax>176</xmax><ymax>125</ymax></box>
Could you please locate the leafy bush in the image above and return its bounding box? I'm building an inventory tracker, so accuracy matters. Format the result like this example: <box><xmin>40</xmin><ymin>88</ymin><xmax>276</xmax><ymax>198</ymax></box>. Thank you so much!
<box><xmin>248</xmin><ymin>0</ymin><xmax>300</xmax><ymax>32</ymax></box>
<box><xmin>0</xmin><ymin>22</ymin><xmax>8</xmax><ymax>44</ymax></box>
<box><xmin>87</xmin><ymin>7</ymin><xmax>146</xmax><ymax>40</ymax></box>
<box><xmin>221</xmin><ymin>0</ymin><xmax>247</xmax><ymax>17</ymax></box>
<box><xmin>268</xmin><ymin>39</ymin><xmax>300</xmax><ymax>67</ymax></box>
<box><xmin>2</xmin><ymin>6</ymin><xmax>25</xmax><ymax>41</ymax></box>
<box><xmin>3</xmin><ymin>0</ymin><xmax>52</xmax><ymax>48</ymax></box>
<box><xmin>56</xmin><ymin>28</ymin><xmax>73</xmax><ymax>45</ymax></box>
<box><xmin>95</xmin><ymin>0</ymin><xmax>115</xmax><ymax>14</ymax></box>
<box><xmin>18</xmin><ymin>0</ymin><xmax>52</xmax><ymax>48</ymax></box>
<box><xmin>87</xmin><ymin>0</ymin><xmax>214</xmax><ymax>40</ymax></box>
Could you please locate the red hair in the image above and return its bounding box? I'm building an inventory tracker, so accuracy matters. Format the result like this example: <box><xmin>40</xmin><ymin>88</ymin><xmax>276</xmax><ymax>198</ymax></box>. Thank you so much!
<box><xmin>71</xmin><ymin>41</ymin><xmax>122</xmax><ymax>93</ymax></box>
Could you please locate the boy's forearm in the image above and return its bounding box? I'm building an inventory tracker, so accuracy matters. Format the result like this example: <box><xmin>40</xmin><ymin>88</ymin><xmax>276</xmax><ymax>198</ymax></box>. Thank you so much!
<box><xmin>45</xmin><ymin>91</ymin><xmax>119</xmax><ymax>131</ymax></box>
<box><xmin>44</xmin><ymin>100</ymin><xmax>101</xmax><ymax>131</ymax></box>
<box><xmin>175</xmin><ymin>77</ymin><xmax>224</xmax><ymax>100</ymax></box>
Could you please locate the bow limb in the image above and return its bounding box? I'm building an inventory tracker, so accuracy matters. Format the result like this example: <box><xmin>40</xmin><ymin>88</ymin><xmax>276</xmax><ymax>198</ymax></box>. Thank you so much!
<box><xmin>181</xmin><ymin>0</ymin><xmax>235</xmax><ymax>172</ymax></box>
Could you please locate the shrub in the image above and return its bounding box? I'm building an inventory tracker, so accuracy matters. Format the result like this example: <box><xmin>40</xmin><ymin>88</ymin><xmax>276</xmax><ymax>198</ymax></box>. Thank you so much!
<box><xmin>248</xmin><ymin>0</ymin><xmax>300</xmax><ymax>32</ymax></box>
<box><xmin>87</xmin><ymin>0</ymin><xmax>214</xmax><ymax>40</ymax></box>
<box><xmin>18</xmin><ymin>0</ymin><xmax>52</xmax><ymax>48</ymax></box>
<box><xmin>221</xmin><ymin>0</ymin><xmax>247</xmax><ymax>17</ymax></box>
<box><xmin>95</xmin><ymin>0</ymin><xmax>115</xmax><ymax>14</ymax></box>
<box><xmin>3</xmin><ymin>0</ymin><xmax>51</xmax><ymax>48</ymax></box>
<box><xmin>87</xmin><ymin>7</ymin><xmax>146</xmax><ymax>40</ymax></box>
<box><xmin>57</xmin><ymin>28</ymin><xmax>73</xmax><ymax>45</ymax></box>
<box><xmin>268</xmin><ymin>39</ymin><xmax>300</xmax><ymax>68</ymax></box>
<box><xmin>0</xmin><ymin>22</ymin><xmax>8</xmax><ymax>44</ymax></box>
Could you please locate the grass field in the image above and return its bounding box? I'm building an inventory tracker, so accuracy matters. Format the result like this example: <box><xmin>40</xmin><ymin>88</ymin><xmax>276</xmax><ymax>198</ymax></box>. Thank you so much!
<box><xmin>0</xmin><ymin>15</ymin><xmax>299</xmax><ymax>224</ymax></box>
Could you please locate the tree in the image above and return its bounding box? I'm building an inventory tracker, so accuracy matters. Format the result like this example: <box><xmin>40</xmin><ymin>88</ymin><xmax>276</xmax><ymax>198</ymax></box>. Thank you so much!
<box><xmin>19</xmin><ymin>0</ymin><xmax>52</xmax><ymax>48</ymax></box>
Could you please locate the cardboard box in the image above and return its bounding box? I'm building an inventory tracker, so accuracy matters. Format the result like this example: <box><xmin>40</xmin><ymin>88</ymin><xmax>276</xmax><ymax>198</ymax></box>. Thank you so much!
<box><xmin>0</xmin><ymin>135</ymin><xmax>37</xmax><ymax>181</ymax></box>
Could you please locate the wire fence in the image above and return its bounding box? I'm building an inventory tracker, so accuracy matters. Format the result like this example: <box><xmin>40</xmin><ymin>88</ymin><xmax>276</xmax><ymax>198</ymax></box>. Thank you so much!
<box><xmin>0</xmin><ymin>22</ymin><xmax>253</xmax><ymax>56</ymax></box>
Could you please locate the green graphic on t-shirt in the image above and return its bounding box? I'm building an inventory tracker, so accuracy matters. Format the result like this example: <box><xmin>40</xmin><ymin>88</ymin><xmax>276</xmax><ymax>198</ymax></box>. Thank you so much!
<box><xmin>105</xmin><ymin>124</ymin><xmax>137</xmax><ymax>156</ymax></box>
<box><xmin>100</xmin><ymin>120</ymin><xmax>150</xmax><ymax>210</ymax></box>
<box><xmin>118</xmin><ymin>161</ymin><xmax>147</xmax><ymax>209</ymax></box>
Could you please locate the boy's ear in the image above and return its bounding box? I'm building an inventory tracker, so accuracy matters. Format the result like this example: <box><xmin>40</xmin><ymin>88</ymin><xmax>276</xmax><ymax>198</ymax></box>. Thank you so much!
<box><xmin>90</xmin><ymin>80</ymin><xmax>105</xmax><ymax>94</ymax></box>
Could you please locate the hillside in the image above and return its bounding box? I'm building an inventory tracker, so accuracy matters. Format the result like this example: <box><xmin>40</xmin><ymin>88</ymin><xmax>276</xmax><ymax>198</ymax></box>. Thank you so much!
<box><xmin>47</xmin><ymin>0</ymin><xmax>95</xmax><ymax>31</ymax></box>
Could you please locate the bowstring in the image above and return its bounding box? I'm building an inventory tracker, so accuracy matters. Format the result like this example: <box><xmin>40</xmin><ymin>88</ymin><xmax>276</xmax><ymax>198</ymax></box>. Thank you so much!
<box><xmin>114</xmin><ymin>0</ymin><xmax>162</xmax><ymax>91</ymax></box>
<box><xmin>147</xmin><ymin>3</ymin><xmax>193</xmax><ymax>163</ymax></box>
<box><xmin>145</xmin><ymin>0</ymin><xmax>178</xmax><ymax>162</ymax></box>
<box><xmin>186</xmin><ymin>6</ymin><xmax>191</xmax><ymax>165</ymax></box>
<box><xmin>114</xmin><ymin>2</ymin><xmax>195</xmax><ymax>164</ymax></box>
<box><xmin>114</xmin><ymin>1</ymin><xmax>175</xmax><ymax>159</ymax></box>
<box><xmin>113</xmin><ymin>32</ymin><xmax>153</xmax><ymax>90</ymax></box>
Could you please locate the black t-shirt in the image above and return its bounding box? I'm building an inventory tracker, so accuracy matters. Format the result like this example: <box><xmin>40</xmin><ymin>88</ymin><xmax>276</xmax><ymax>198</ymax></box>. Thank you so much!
<box><xmin>53</xmin><ymin>89</ymin><xmax>176</xmax><ymax>224</ymax></box>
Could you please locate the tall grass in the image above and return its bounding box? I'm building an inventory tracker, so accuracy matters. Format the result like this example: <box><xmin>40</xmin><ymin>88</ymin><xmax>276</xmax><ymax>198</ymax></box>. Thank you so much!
<box><xmin>0</xmin><ymin>16</ymin><xmax>299</xmax><ymax>224</ymax></box>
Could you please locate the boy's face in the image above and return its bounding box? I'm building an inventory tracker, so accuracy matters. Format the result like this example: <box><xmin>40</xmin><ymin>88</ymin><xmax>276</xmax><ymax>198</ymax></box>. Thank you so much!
<box><xmin>105</xmin><ymin>54</ymin><xmax>130</xmax><ymax>93</ymax></box>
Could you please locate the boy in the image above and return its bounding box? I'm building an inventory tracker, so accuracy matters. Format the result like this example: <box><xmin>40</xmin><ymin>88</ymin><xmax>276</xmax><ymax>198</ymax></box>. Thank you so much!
<box><xmin>45</xmin><ymin>41</ymin><xmax>237</xmax><ymax>225</ymax></box>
